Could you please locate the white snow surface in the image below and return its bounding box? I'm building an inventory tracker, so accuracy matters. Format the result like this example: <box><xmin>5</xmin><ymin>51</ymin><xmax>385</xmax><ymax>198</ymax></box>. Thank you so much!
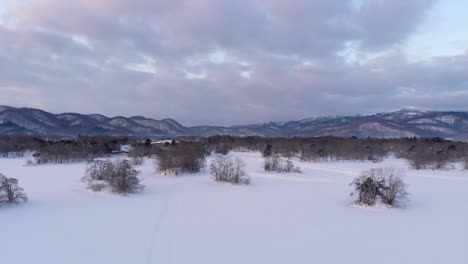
<box><xmin>1</xmin><ymin>152</ymin><xmax>467</xmax><ymax>264</ymax></box>
<box><xmin>415</xmin><ymin>125</ymin><xmax>457</xmax><ymax>134</ymax></box>
<box><xmin>435</xmin><ymin>115</ymin><xmax>457</xmax><ymax>125</ymax></box>
<box><xmin>408</xmin><ymin>118</ymin><xmax>439</xmax><ymax>124</ymax></box>
<box><xmin>357</xmin><ymin>122</ymin><xmax>417</xmax><ymax>137</ymax></box>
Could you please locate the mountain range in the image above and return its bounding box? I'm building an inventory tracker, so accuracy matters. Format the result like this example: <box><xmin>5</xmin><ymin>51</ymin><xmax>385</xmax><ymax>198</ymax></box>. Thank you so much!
<box><xmin>1</xmin><ymin>105</ymin><xmax>468</xmax><ymax>140</ymax></box>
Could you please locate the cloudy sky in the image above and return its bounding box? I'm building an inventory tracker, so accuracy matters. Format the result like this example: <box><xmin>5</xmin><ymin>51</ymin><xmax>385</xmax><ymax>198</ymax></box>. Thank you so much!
<box><xmin>0</xmin><ymin>0</ymin><xmax>467</xmax><ymax>126</ymax></box>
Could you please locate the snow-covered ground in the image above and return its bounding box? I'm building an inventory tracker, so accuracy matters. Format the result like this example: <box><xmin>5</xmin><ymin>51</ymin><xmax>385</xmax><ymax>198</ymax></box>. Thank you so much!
<box><xmin>1</xmin><ymin>152</ymin><xmax>467</xmax><ymax>264</ymax></box>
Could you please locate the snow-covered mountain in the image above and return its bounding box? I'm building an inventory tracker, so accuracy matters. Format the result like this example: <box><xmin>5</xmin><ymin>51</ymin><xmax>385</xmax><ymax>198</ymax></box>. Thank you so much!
<box><xmin>0</xmin><ymin>106</ymin><xmax>187</xmax><ymax>137</ymax></box>
<box><xmin>1</xmin><ymin>106</ymin><xmax>468</xmax><ymax>140</ymax></box>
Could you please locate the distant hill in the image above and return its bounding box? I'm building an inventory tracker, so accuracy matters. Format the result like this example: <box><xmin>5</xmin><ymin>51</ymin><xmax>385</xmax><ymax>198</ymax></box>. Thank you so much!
<box><xmin>1</xmin><ymin>106</ymin><xmax>468</xmax><ymax>140</ymax></box>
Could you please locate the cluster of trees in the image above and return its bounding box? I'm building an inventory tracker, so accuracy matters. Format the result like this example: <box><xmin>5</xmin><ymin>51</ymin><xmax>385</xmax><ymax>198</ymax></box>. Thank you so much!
<box><xmin>209</xmin><ymin>156</ymin><xmax>250</xmax><ymax>184</ymax></box>
<box><xmin>198</xmin><ymin>135</ymin><xmax>261</xmax><ymax>154</ymax></box>
<box><xmin>197</xmin><ymin>136</ymin><xmax>391</xmax><ymax>162</ymax></box>
<box><xmin>1</xmin><ymin>134</ymin><xmax>467</xmax><ymax>168</ymax></box>
<box><xmin>0</xmin><ymin>173</ymin><xmax>28</xmax><ymax>204</ymax></box>
<box><xmin>82</xmin><ymin>159</ymin><xmax>144</xmax><ymax>194</ymax></box>
<box><xmin>0</xmin><ymin>135</ymin><xmax>43</xmax><ymax>158</ymax></box>
<box><xmin>155</xmin><ymin>143</ymin><xmax>206</xmax><ymax>175</ymax></box>
<box><xmin>0</xmin><ymin>136</ymin><xmax>129</xmax><ymax>165</ymax></box>
<box><xmin>33</xmin><ymin>142</ymin><xmax>100</xmax><ymax>164</ymax></box>
<box><xmin>32</xmin><ymin>137</ymin><xmax>127</xmax><ymax>164</ymax></box>
<box><xmin>0</xmin><ymin>140</ymin><xmax>25</xmax><ymax>158</ymax></box>
<box><xmin>1</xmin><ymin>134</ymin><xmax>468</xmax><ymax>171</ymax></box>
<box><xmin>0</xmin><ymin>136</ymin><xmax>129</xmax><ymax>158</ymax></box>
<box><xmin>0</xmin><ymin>136</ymin><xmax>128</xmax><ymax>164</ymax></box>
<box><xmin>398</xmin><ymin>140</ymin><xmax>467</xmax><ymax>170</ymax></box>
<box><xmin>196</xmin><ymin>136</ymin><xmax>468</xmax><ymax>170</ymax></box>
<box><xmin>350</xmin><ymin>168</ymin><xmax>408</xmax><ymax>207</ymax></box>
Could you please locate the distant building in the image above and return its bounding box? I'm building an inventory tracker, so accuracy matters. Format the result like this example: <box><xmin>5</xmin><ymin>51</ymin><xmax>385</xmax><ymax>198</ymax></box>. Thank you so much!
<box><xmin>151</xmin><ymin>139</ymin><xmax>174</xmax><ymax>145</ymax></box>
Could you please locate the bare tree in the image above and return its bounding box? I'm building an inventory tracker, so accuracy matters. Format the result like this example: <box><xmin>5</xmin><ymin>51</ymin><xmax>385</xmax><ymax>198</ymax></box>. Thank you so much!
<box><xmin>210</xmin><ymin>156</ymin><xmax>250</xmax><ymax>184</ymax></box>
<box><xmin>378</xmin><ymin>169</ymin><xmax>408</xmax><ymax>207</ymax></box>
<box><xmin>83</xmin><ymin>160</ymin><xmax>144</xmax><ymax>195</ymax></box>
<box><xmin>83</xmin><ymin>160</ymin><xmax>115</xmax><ymax>182</ymax></box>
<box><xmin>350</xmin><ymin>168</ymin><xmax>408</xmax><ymax>207</ymax></box>
<box><xmin>108</xmin><ymin>160</ymin><xmax>143</xmax><ymax>194</ymax></box>
<box><xmin>0</xmin><ymin>174</ymin><xmax>28</xmax><ymax>204</ymax></box>
<box><xmin>350</xmin><ymin>173</ymin><xmax>383</xmax><ymax>206</ymax></box>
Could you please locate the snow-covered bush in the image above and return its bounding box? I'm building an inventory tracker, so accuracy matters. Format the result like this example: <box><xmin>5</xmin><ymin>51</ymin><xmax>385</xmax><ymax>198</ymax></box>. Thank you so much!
<box><xmin>0</xmin><ymin>174</ymin><xmax>28</xmax><ymax>204</ymax></box>
<box><xmin>210</xmin><ymin>156</ymin><xmax>250</xmax><ymax>184</ymax></box>
<box><xmin>264</xmin><ymin>155</ymin><xmax>301</xmax><ymax>173</ymax></box>
<box><xmin>350</xmin><ymin>168</ymin><xmax>408</xmax><ymax>207</ymax></box>
<box><xmin>83</xmin><ymin>160</ymin><xmax>143</xmax><ymax>195</ymax></box>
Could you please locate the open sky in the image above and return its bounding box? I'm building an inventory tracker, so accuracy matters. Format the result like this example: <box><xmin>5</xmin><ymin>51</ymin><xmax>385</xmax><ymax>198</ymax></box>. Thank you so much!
<box><xmin>0</xmin><ymin>0</ymin><xmax>467</xmax><ymax>125</ymax></box>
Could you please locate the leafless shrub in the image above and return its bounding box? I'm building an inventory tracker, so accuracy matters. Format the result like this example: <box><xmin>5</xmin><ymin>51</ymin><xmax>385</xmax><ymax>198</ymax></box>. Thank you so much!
<box><xmin>210</xmin><ymin>156</ymin><xmax>250</xmax><ymax>184</ymax></box>
<box><xmin>463</xmin><ymin>156</ymin><xmax>468</xmax><ymax>170</ymax></box>
<box><xmin>83</xmin><ymin>160</ymin><xmax>115</xmax><ymax>182</ymax></box>
<box><xmin>378</xmin><ymin>170</ymin><xmax>408</xmax><ymax>207</ymax></box>
<box><xmin>264</xmin><ymin>155</ymin><xmax>301</xmax><ymax>173</ymax></box>
<box><xmin>0</xmin><ymin>174</ymin><xmax>28</xmax><ymax>204</ymax></box>
<box><xmin>82</xmin><ymin>160</ymin><xmax>143</xmax><ymax>195</ymax></box>
<box><xmin>108</xmin><ymin>160</ymin><xmax>143</xmax><ymax>194</ymax></box>
<box><xmin>351</xmin><ymin>168</ymin><xmax>408</xmax><ymax>207</ymax></box>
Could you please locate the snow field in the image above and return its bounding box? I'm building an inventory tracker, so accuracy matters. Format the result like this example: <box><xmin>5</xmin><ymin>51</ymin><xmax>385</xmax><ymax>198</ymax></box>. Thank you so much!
<box><xmin>0</xmin><ymin>152</ymin><xmax>467</xmax><ymax>264</ymax></box>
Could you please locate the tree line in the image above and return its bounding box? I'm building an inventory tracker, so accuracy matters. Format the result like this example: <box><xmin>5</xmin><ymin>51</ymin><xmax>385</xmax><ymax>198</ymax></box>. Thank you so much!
<box><xmin>1</xmin><ymin>135</ymin><xmax>467</xmax><ymax>170</ymax></box>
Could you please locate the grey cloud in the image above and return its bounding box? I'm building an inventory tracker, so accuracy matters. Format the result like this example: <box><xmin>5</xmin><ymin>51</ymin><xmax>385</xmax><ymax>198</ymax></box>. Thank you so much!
<box><xmin>1</xmin><ymin>0</ymin><xmax>466</xmax><ymax>126</ymax></box>
<box><xmin>354</xmin><ymin>0</ymin><xmax>436</xmax><ymax>49</ymax></box>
